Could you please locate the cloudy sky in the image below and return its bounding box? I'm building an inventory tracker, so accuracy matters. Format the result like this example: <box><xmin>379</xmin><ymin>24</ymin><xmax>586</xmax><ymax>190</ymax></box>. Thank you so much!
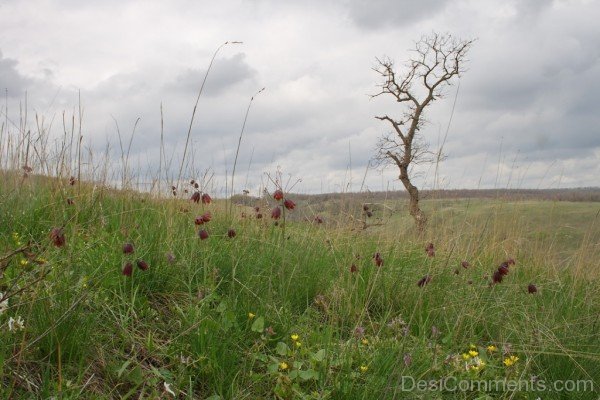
<box><xmin>1</xmin><ymin>0</ymin><xmax>599</xmax><ymax>194</ymax></box>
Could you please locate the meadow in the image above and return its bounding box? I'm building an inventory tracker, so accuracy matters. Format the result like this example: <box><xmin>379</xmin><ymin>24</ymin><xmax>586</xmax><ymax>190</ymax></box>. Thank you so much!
<box><xmin>1</xmin><ymin>169</ymin><xmax>599</xmax><ymax>399</ymax></box>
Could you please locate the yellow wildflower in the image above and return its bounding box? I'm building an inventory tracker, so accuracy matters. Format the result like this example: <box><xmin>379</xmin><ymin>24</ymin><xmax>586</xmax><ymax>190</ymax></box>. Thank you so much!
<box><xmin>361</xmin><ymin>338</ymin><xmax>369</xmax><ymax>345</ymax></box>
<box><xmin>503</xmin><ymin>355</ymin><xmax>519</xmax><ymax>367</ymax></box>
<box><xmin>291</xmin><ymin>334</ymin><xmax>299</xmax><ymax>342</ymax></box>
<box><xmin>469</xmin><ymin>344</ymin><xmax>477</xmax><ymax>349</ymax></box>
<box><xmin>295</xmin><ymin>341</ymin><xmax>302</xmax><ymax>348</ymax></box>
<box><xmin>360</xmin><ymin>365</ymin><xmax>368</xmax><ymax>373</ymax></box>
<box><xmin>248</xmin><ymin>312</ymin><xmax>256</xmax><ymax>319</ymax></box>
<box><xmin>468</xmin><ymin>350</ymin><xmax>478</xmax><ymax>357</ymax></box>
<box><xmin>462</xmin><ymin>353</ymin><xmax>471</xmax><ymax>360</ymax></box>
<box><xmin>20</xmin><ymin>259</ymin><xmax>29</xmax><ymax>266</ymax></box>
<box><xmin>279</xmin><ymin>362</ymin><xmax>289</xmax><ymax>371</ymax></box>
<box><xmin>487</xmin><ymin>345</ymin><xmax>497</xmax><ymax>352</ymax></box>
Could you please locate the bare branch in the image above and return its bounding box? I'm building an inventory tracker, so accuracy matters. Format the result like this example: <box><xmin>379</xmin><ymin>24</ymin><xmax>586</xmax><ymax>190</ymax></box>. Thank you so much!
<box><xmin>371</xmin><ymin>33</ymin><xmax>474</xmax><ymax>231</ymax></box>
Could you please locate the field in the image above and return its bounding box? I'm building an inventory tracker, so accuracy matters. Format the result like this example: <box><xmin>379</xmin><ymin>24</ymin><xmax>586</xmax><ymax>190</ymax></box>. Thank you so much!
<box><xmin>1</xmin><ymin>171</ymin><xmax>599</xmax><ymax>399</ymax></box>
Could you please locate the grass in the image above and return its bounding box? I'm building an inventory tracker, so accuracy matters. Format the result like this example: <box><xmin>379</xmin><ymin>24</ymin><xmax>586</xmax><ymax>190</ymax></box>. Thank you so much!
<box><xmin>1</xmin><ymin>171</ymin><xmax>599</xmax><ymax>399</ymax></box>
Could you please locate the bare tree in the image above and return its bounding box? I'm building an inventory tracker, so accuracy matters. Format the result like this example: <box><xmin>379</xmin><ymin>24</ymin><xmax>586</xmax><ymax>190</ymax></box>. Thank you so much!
<box><xmin>372</xmin><ymin>33</ymin><xmax>474</xmax><ymax>231</ymax></box>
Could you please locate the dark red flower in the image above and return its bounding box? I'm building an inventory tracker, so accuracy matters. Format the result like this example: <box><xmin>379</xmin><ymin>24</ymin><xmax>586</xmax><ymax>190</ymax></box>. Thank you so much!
<box><xmin>194</xmin><ymin>216</ymin><xmax>205</xmax><ymax>225</ymax></box>
<box><xmin>350</xmin><ymin>264</ymin><xmax>358</xmax><ymax>273</ymax></box>
<box><xmin>194</xmin><ymin>182</ymin><xmax>199</xmax><ymax>189</ymax></box>
<box><xmin>122</xmin><ymin>262</ymin><xmax>133</xmax><ymax>276</ymax></box>
<box><xmin>417</xmin><ymin>275</ymin><xmax>432</xmax><ymax>287</ymax></box>
<box><xmin>461</xmin><ymin>260</ymin><xmax>470</xmax><ymax>269</ymax></box>
<box><xmin>254</xmin><ymin>206</ymin><xmax>260</xmax><ymax>212</ymax></box>
<box><xmin>190</xmin><ymin>179</ymin><xmax>195</xmax><ymax>185</ymax></box>
<box><xmin>201</xmin><ymin>193</ymin><xmax>212</xmax><ymax>204</ymax></box>
<box><xmin>425</xmin><ymin>243</ymin><xmax>435</xmax><ymax>257</ymax></box>
<box><xmin>373</xmin><ymin>252</ymin><xmax>384</xmax><ymax>267</ymax></box>
<box><xmin>498</xmin><ymin>265</ymin><xmax>509</xmax><ymax>276</ymax></box>
<box><xmin>273</xmin><ymin>189</ymin><xmax>284</xmax><ymax>201</ymax></box>
<box><xmin>363</xmin><ymin>204</ymin><xmax>369</xmax><ymax>211</ymax></box>
<box><xmin>123</xmin><ymin>243</ymin><xmax>134</xmax><ymax>254</ymax></box>
<box><xmin>366</xmin><ymin>211</ymin><xmax>373</xmax><ymax>218</ymax></box>
<box><xmin>528</xmin><ymin>283</ymin><xmax>538</xmax><ymax>294</ymax></box>
<box><xmin>507</xmin><ymin>258</ymin><xmax>516</xmax><ymax>266</ymax></box>
<box><xmin>50</xmin><ymin>227</ymin><xmax>66</xmax><ymax>247</ymax></box>
<box><xmin>283</xmin><ymin>199</ymin><xmax>296</xmax><ymax>210</ymax></box>
<box><xmin>69</xmin><ymin>176</ymin><xmax>76</xmax><ymax>186</ymax></box>
<box><xmin>137</xmin><ymin>259</ymin><xmax>149</xmax><ymax>271</ymax></box>
<box><xmin>227</xmin><ymin>228</ymin><xmax>236</xmax><ymax>238</ymax></box>
<box><xmin>256</xmin><ymin>213</ymin><xmax>263</xmax><ymax>219</ymax></box>
<box><xmin>199</xmin><ymin>229</ymin><xmax>209</xmax><ymax>240</ymax></box>
<box><xmin>66</xmin><ymin>198</ymin><xmax>74</xmax><ymax>205</ymax></box>
<box><xmin>201</xmin><ymin>211</ymin><xmax>212</xmax><ymax>223</ymax></box>
<box><xmin>271</xmin><ymin>206</ymin><xmax>281</xmax><ymax>220</ymax></box>
<box><xmin>191</xmin><ymin>191</ymin><xmax>201</xmax><ymax>203</ymax></box>
<box><xmin>492</xmin><ymin>270</ymin><xmax>503</xmax><ymax>284</ymax></box>
<box><xmin>314</xmin><ymin>216</ymin><xmax>324</xmax><ymax>224</ymax></box>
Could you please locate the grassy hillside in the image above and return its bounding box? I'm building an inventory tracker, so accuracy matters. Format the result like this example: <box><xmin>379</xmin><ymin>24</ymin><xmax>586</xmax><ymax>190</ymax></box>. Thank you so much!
<box><xmin>1</xmin><ymin>172</ymin><xmax>599</xmax><ymax>399</ymax></box>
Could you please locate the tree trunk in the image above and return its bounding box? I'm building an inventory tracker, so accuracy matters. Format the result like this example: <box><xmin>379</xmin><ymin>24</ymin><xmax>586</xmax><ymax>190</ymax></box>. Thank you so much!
<box><xmin>398</xmin><ymin>165</ymin><xmax>427</xmax><ymax>231</ymax></box>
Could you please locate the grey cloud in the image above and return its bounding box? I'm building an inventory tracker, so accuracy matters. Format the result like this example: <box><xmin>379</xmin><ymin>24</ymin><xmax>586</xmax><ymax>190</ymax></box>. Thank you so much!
<box><xmin>339</xmin><ymin>0</ymin><xmax>450</xmax><ymax>29</ymax></box>
<box><xmin>168</xmin><ymin>53</ymin><xmax>257</xmax><ymax>97</ymax></box>
<box><xmin>0</xmin><ymin>50</ymin><xmax>32</xmax><ymax>97</ymax></box>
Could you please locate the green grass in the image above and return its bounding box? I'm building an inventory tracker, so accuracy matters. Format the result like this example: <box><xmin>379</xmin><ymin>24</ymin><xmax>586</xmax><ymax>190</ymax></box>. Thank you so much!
<box><xmin>1</xmin><ymin>172</ymin><xmax>599</xmax><ymax>399</ymax></box>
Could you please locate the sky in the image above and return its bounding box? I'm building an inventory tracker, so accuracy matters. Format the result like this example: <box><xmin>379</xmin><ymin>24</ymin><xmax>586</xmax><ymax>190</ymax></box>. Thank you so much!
<box><xmin>1</xmin><ymin>0</ymin><xmax>599</xmax><ymax>195</ymax></box>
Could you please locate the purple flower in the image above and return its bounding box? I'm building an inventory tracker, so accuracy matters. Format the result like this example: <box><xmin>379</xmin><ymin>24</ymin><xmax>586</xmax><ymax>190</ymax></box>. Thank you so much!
<box><xmin>271</xmin><ymin>206</ymin><xmax>281</xmax><ymax>220</ymax></box>
<box><xmin>284</xmin><ymin>199</ymin><xmax>296</xmax><ymax>210</ymax></box>
<box><xmin>50</xmin><ymin>227</ymin><xmax>66</xmax><ymax>247</ymax></box>
<box><xmin>417</xmin><ymin>275</ymin><xmax>432</xmax><ymax>287</ymax></box>
<box><xmin>528</xmin><ymin>283</ymin><xmax>538</xmax><ymax>294</ymax></box>
<box><xmin>123</xmin><ymin>243</ymin><xmax>134</xmax><ymax>254</ymax></box>
<box><xmin>373</xmin><ymin>252</ymin><xmax>384</xmax><ymax>267</ymax></box>
<box><xmin>137</xmin><ymin>259</ymin><xmax>149</xmax><ymax>271</ymax></box>
<box><xmin>122</xmin><ymin>262</ymin><xmax>133</xmax><ymax>277</ymax></box>
<box><xmin>354</xmin><ymin>326</ymin><xmax>365</xmax><ymax>338</ymax></box>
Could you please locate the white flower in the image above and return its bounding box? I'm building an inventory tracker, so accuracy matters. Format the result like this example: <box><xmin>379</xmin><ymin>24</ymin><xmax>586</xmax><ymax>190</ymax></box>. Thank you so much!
<box><xmin>8</xmin><ymin>316</ymin><xmax>24</xmax><ymax>332</ymax></box>
<box><xmin>0</xmin><ymin>293</ymin><xmax>8</xmax><ymax>315</ymax></box>
<box><xmin>164</xmin><ymin>382</ymin><xmax>175</xmax><ymax>396</ymax></box>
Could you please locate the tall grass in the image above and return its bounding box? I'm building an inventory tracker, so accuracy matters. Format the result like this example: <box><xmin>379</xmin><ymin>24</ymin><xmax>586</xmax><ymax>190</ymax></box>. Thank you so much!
<box><xmin>0</xmin><ymin>81</ymin><xmax>599</xmax><ymax>399</ymax></box>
